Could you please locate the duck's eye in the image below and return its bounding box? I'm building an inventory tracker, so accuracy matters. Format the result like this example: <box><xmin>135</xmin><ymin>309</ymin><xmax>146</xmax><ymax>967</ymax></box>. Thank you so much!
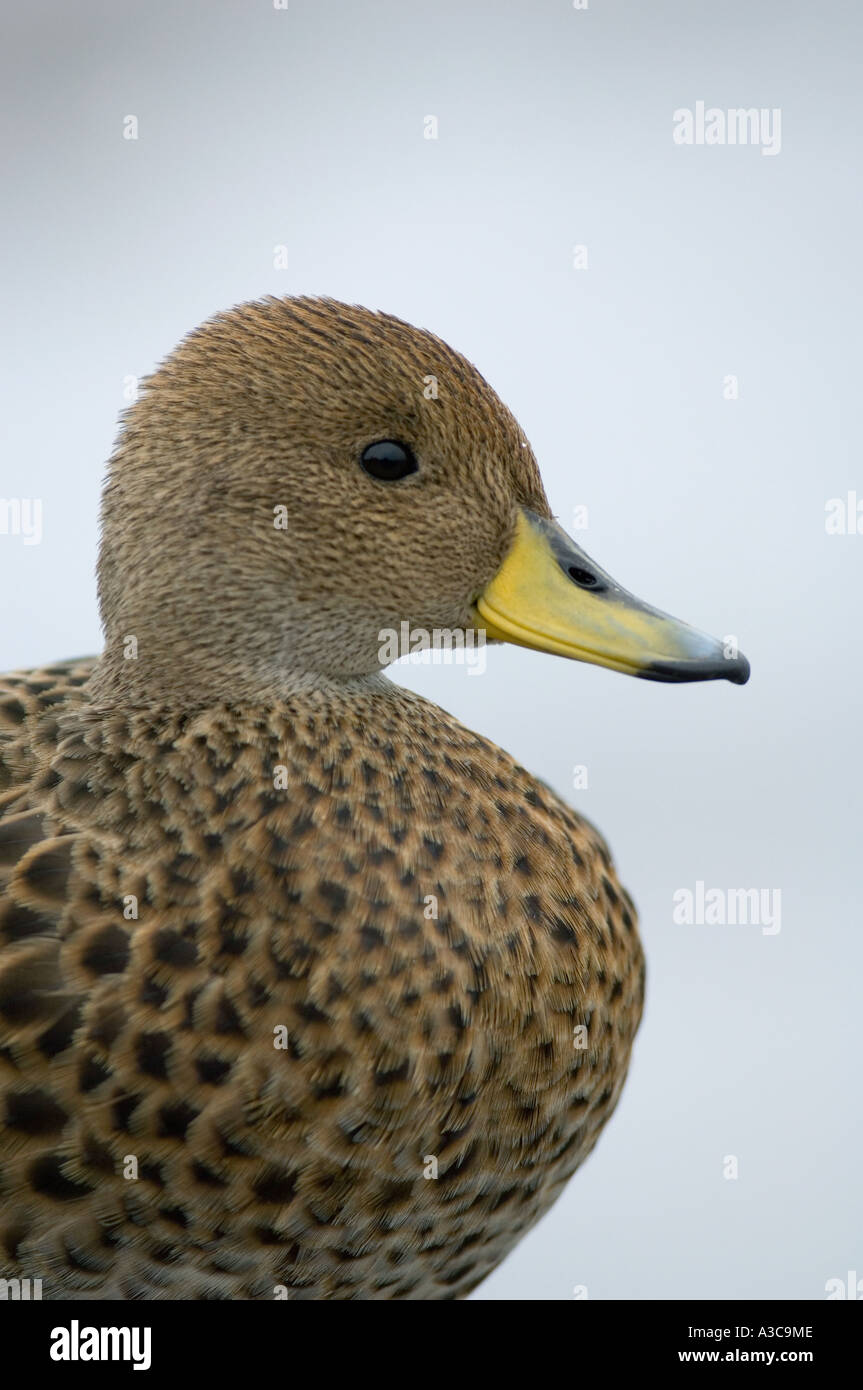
<box><xmin>360</xmin><ymin>440</ymin><xmax>418</xmax><ymax>481</ymax></box>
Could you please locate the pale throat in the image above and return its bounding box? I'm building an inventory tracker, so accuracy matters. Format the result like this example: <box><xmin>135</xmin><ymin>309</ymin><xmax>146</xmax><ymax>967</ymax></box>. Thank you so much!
<box><xmin>87</xmin><ymin>619</ymin><xmax>395</xmax><ymax>708</ymax></box>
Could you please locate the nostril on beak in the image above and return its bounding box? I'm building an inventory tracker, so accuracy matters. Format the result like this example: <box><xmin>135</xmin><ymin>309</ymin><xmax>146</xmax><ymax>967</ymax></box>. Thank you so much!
<box><xmin>567</xmin><ymin>565</ymin><xmax>602</xmax><ymax>590</ymax></box>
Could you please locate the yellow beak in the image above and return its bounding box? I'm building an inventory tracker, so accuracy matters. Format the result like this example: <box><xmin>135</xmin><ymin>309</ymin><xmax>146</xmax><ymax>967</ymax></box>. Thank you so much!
<box><xmin>474</xmin><ymin>510</ymin><xmax>749</xmax><ymax>684</ymax></box>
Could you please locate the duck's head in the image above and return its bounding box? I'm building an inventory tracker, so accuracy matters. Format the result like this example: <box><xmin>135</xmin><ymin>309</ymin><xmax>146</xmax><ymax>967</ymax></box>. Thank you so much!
<box><xmin>95</xmin><ymin>296</ymin><xmax>748</xmax><ymax>704</ymax></box>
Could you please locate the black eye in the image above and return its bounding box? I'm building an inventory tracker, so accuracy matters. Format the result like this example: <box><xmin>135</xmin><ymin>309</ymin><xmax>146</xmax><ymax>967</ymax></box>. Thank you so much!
<box><xmin>360</xmin><ymin>440</ymin><xmax>418</xmax><ymax>481</ymax></box>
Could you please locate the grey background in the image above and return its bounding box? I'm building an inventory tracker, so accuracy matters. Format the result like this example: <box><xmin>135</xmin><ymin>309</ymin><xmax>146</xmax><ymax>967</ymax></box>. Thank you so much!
<box><xmin>1</xmin><ymin>0</ymin><xmax>860</xmax><ymax>1299</ymax></box>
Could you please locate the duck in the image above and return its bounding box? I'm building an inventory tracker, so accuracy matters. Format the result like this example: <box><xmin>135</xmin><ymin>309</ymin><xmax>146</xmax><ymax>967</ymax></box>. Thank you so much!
<box><xmin>0</xmin><ymin>296</ymin><xmax>749</xmax><ymax>1300</ymax></box>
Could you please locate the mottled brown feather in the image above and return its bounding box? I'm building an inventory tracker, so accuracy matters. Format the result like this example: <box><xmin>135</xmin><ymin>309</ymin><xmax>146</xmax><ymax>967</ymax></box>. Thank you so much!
<box><xmin>0</xmin><ymin>299</ymin><xmax>644</xmax><ymax>1300</ymax></box>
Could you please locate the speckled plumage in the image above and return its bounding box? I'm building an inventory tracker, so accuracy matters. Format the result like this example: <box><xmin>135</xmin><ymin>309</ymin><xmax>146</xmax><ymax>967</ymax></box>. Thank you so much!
<box><xmin>0</xmin><ymin>298</ymin><xmax>644</xmax><ymax>1299</ymax></box>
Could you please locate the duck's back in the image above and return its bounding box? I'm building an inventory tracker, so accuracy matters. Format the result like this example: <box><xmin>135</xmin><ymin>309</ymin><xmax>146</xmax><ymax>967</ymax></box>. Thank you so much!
<box><xmin>0</xmin><ymin>662</ymin><xmax>644</xmax><ymax>1300</ymax></box>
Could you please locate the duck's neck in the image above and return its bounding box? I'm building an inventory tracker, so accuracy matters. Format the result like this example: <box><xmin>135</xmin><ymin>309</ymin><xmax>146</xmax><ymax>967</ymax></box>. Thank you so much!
<box><xmin>88</xmin><ymin>640</ymin><xmax>394</xmax><ymax>711</ymax></box>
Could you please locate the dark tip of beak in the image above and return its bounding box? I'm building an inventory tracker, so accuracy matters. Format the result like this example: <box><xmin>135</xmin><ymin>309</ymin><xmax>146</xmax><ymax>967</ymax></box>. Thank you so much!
<box><xmin>643</xmin><ymin>652</ymin><xmax>751</xmax><ymax>686</ymax></box>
